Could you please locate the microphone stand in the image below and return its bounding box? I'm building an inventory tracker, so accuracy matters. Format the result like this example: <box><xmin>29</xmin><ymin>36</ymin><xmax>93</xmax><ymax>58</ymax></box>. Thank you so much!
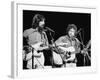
<box><xmin>48</xmin><ymin>29</ymin><xmax>62</xmax><ymax>67</ymax></box>
<box><xmin>78</xmin><ymin>29</ymin><xmax>91</xmax><ymax>66</ymax></box>
<box><xmin>78</xmin><ymin>29</ymin><xmax>86</xmax><ymax>66</ymax></box>
<box><xmin>49</xmin><ymin>31</ymin><xmax>55</xmax><ymax>67</ymax></box>
<box><xmin>32</xmin><ymin>47</ymin><xmax>34</xmax><ymax>69</ymax></box>
<box><xmin>49</xmin><ymin>30</ymin><xmax>65</xmax><ymax>68</ymax></box>
<box><xmin>83</xmin><ymin>40</ymin><xmax>91</xmax><ymax>66</ymax></box>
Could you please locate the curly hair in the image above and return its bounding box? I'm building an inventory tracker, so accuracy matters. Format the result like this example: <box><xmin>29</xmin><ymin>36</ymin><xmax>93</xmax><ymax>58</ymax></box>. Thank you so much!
<box><xmin>32</xmin><ymin>14</ymin><xmax>45</xmax><ymax>28</ymax></box>
<box><xmin>66</xmin><ymin>24</ymin><xmax>77</xmax><ymax>35</ymax></box>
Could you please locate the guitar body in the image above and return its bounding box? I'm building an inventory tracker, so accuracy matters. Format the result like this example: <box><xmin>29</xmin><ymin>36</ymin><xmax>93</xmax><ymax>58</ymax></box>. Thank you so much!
<box><xmin>31</xmin><ymin>42</ymin><xmax>48</xmax><ymax>68</ymax></box>
<box><xmin>34</xmin><ymin>51</ymin><xmax>45</xmax><ymax>68</ymax></box>
<box><xmin>57</xmin><ymin>45</ymin><xmax>76</xmax><ymax>63</ymax></box>
<box><xmin>52</xmin><ymin>51</ymin><xmax>63</xmax><ymax>65</ymax></box>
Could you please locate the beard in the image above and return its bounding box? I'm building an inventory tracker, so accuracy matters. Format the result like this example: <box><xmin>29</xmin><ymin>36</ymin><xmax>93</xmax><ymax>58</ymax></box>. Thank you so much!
<box><xmin>38</xmin><ymin>25</ymin><xmax>45</xmax><ymax>32</ymax></box>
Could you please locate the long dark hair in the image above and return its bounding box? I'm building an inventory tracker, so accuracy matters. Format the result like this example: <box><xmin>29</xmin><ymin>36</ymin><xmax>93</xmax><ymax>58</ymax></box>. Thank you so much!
<box><xmin>32</xmin><ymin>14</ymin><xmax>45</xmax><ymax>29</ymax></box>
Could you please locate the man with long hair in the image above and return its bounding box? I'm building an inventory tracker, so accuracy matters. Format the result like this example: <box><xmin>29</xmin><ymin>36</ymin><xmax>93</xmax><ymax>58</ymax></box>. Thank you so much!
<box><xmin>55</xmin><ymin>24</ymin><xmax>80</xmax><ymax>67</ymax></box>
<box><xmin>23</xmin><ymin>14</ymin><xmax>49</xmax><ymax>69</ymax></box>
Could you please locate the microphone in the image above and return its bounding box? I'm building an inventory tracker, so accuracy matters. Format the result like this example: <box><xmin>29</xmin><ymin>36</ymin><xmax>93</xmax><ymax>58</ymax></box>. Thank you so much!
<box><xmin>76</xmin><ymin>28</ymin><xmax>82</xmax><ymax>35</ymax></box>
<box><xmin>45</xmin><ymin>27</ymin><xmax>55</xmax><ymax>33</ymax></box>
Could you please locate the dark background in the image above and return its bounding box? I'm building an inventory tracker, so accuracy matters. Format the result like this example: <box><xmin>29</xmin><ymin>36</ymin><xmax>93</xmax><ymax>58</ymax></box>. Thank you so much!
<box><xmin>23</xmin><ymin>10</ymin><xmax>91</xmax><ymax>48</ymax></box>
<box><xmin>23</xmin><ymin>10</ymin><xmax>91</xmax><ymax>67</ymax></box>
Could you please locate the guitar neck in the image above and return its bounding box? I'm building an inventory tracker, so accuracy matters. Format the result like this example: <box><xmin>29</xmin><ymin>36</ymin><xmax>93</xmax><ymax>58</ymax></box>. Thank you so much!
<box><xmin>38</xmin><ymin>46</ymin><xmax>49</xmax><ymax>51</ymax></box>
<box><xmin>59</xmin><ymin>46</ymin><xmax>75</xmax><ymax>53</ymax></box>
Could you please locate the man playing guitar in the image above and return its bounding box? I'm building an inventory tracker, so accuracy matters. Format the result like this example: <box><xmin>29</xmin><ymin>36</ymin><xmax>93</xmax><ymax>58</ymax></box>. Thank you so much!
<box><xmin>54</xmin><ymin>24</ymin><xmax>80</xmax><ymax>67</ymax></box>
<box><xmin>23</xmin><ymin>14</ymin><xmax>49</xmax><ymax>69</ymax></box>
